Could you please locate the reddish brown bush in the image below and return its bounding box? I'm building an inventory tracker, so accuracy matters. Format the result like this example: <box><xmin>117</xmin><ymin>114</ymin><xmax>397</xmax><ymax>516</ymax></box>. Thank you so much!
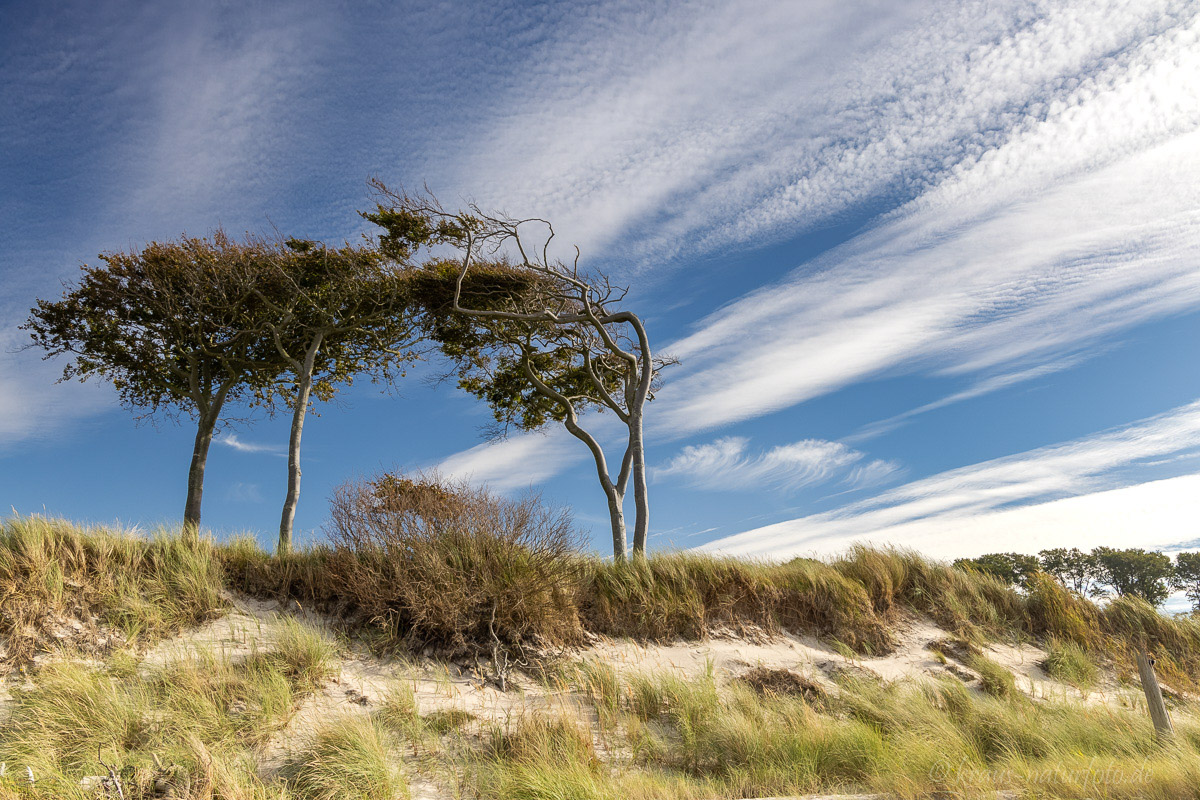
<box><xmin>323</xmin><ymin>471</ymin><xmax>584</xmax><ymax>654</ymax></box>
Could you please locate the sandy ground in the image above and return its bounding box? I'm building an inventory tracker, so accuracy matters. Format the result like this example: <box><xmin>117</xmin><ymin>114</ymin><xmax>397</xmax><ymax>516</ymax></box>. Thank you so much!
<box><xmin>3</xmin><ymin>594</ymin><xmax>1163</xmax><ymax>799</ymax></box>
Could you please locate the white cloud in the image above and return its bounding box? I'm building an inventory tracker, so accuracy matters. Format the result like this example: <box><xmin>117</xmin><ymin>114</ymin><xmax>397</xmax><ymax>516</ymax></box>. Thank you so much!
<box><xmin>656</xmin><ymin>127</ymin><xmax>1200</xmax><ymax>435</ymax></box>
<box><xmin>0</xmin><ymin>330</ymin><xmax>111</xmax><ymax>448</ymax></box>
<box><xmin>844</xmin><ymin>459</ymin><xmax>903</xmax><ymax>490</ymax></box>
<box><xmin>653</xmin><ymin>436</ymin><xmax>881</xmax><ymax>492</ymax></box>
<box><xmin>700</xmin><ymin>399</ymin><xmax>1200</xmax><ymax>560</ymax></box>
<box><xmin>435</xmin><ymin>428</ymin><xmax>585</xmax><ymax>493</ymax></box>
<box><xmin>0</xmin><ymin>4</ymin><xmax>326</xmax><ymax>449</ymax></box>
<box><xmin>217</xmin><ymin>433</ymin><xmax>284</xmax><ymax>456</ymax></box>
<box><xmin>227</xmin><ymin>482</ymin><xmax>264</xmax><ymax>503</ymax></box>
<box><xmin>427</xmin><ymin>0</ymin><xmax>1200</xmax><ymax>481</ymax></box>
<box><xmin>443</xmin><ymin>0</ymin><xmax>1197</xmax><ymax>267</ymax></box>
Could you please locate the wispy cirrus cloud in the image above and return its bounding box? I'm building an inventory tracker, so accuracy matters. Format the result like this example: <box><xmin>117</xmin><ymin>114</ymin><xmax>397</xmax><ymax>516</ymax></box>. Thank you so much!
<box><xmin>436</xmin><ymin>429</ymin><xmax>584</xmax><ymax>493</ymax></box>
<box><xmin>701</xmin><ymin>399</ymin><xmax>1200</xmax><ymax>560</ymax></box>
<box><xmin>432</xmin><ymin>0</ymin><xmax>1200</xmax><ymax>485</ymax></box>
<box><xmin>444</xmin><ymin>0</ymin><xmax>1198</xmax><ymax>267</ymax></box>
<box><xmin>1</xmin><ymin>2</ymin><xmax>330</xmax><ymax>448</ymax></box>
<box><xmin>216</xmin><ymin>433</ymin><xmax>284</xmax><ymax>456</ymax></box>
<box><xmin>0</xmin><ymin>330</ymin><xmax>110</xmax><ymax>449</ymax></box>
<box><xmin>657</xmin><ymin>125</ymin><xmax>1200</xmax><ymax>435</ymax></box>
<box><xmin>652</xmin><ymin>436</ymin><xmax>898</xmax><ymax>492</ymax></box>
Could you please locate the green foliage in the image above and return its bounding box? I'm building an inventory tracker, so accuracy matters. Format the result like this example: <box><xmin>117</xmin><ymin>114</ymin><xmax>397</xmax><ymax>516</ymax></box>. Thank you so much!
<box><xmin>953</xmin><ymin>552</ymin><xmax>1040</xmax><ymax>588</ymax></box>
<box><xmin>22</xmin><ymin>231</ymin><xmax>281</xmax><ymax>415</ymax></box>
<box><xmin>252</xmin><ymin>238</ymin><xmax>420</xmax><ymax>404</ymax></box>
<box><xmin>1175</xmin><ymin>551</ymin><xmax>1200</xmax><ymax>611</ymax></box>
<box><xmin>1093</xmin><ymin>546</ymin><xmax>1176</xmax><ymax>606</ymax></box>
<box><xmin>1039</xmin><ymin>547</ymin><xmax>1103</xmax><ymax>596</ymax></box>
<box><xmin>402</xmin><ymin>258</ymin><xmax>624</xmax><ymax>431</ymax></box>
<box><xmin>360</xmin><ymin>180</ymin><xmax>470</xmax><ymax>261</ymax></box>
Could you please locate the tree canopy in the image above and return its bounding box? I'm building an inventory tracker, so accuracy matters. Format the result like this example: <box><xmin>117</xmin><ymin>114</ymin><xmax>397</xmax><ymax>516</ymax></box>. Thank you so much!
<box><xmin>24</xmin><ymin>232</ymin><xmax>285</xmax><ymax>530</ymax></box>
<box><xmin>1037</xmin><ymin>547</ymin><xmax>1103</xmax><ymax>596</ymax></box>
<box><xmin>363</xmin><ymin>184</ymin><xmax>670</xmax><ymax>559</ymax></box>
<box><xmin>250</xmin><ymin>237</ymin><xmax>423</xmax><ymax>552</ymax></box>
<box><xmin>1092</xmin><ymin>547</ymin><xmax>1176</xmax><ymax>606</ymax></box>
<box><xmin>953</xmin><ymin>552</ymin><xmax>1041</xmax><ymax>589</ymax></box>
<box><xmin>1174</xmin><ymin>552</ymin><xmax>1200</xmax><ymax>612</ymax></box>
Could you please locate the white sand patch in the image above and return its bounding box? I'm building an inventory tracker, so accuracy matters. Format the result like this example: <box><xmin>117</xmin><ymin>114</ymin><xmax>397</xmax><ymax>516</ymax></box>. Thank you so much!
<box><xmin>140</xmin><ymin>593</ymin><xmax>332</xmax><ymax>668</ymax></box>
<box><xmin>583</xmin><ymin>615</ymin><xmax>969</xmax><ymax>688</ymax></box>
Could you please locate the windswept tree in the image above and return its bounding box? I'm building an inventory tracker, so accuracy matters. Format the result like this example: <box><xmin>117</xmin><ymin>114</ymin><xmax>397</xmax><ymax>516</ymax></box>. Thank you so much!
<box><xmin>250</xmin><ymin>238</ymin><xmax>423</xmax><ymax>554</ymax></box>
<box><xmin>364</xmin><ymin>184</ymin><xmax>671</xmax><ymax>560</ymax></box>
<box><xmin>24</xmin><ymin>232</ymin><xmax>280</xmax><ymax>532</ymax></box>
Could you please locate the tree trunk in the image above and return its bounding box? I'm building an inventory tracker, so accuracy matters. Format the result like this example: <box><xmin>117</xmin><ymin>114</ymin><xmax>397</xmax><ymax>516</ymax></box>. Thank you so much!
<box><xmin>607</xmin><ymin>489</ymin><xmax>628</xmax><ymax>563</ymax></box>
<box><xmin>277</xmin><ymin>333</ymin><xmax>322</xmax><ymax>555</ymax></box>
<box><xmin>1137</xmin><ymin>651</ymin><xmax>1174</xmax><ymax>742</ymax></box>
<box><xmin>564</xmin><ymin>416</ymin><xmax>627</xmax><ymax>562</ymax></box>
<box><xmin>183</xmin><ymin>409</ymin><xmax>220</xmax><ymax>537</ymax></box>
<box><xmin>629</xmin><ymin>414</ymin><xmax>649</xmax><ymax>558</ymax></box>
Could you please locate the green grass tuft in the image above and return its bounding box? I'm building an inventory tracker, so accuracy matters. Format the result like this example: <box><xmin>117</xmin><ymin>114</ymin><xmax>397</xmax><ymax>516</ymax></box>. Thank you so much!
<box><xmin>1044</xmin><ymin>637</ymin><xmax>1100</xmax><ymax>691</ymax></box>
<box><xmin>284</xmin><ymin>717</ymin><xmax>407</xmax><ymax>800</ymax></box>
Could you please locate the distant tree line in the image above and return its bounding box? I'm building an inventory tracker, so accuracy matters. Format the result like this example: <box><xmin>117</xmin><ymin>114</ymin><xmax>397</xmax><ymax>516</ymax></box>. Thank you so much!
<box><xmin>23</xmin><ymin>186</ymin><xmax>669</xmax><ymax>561</ymax></box>
<box><xmin>955</xmin><ymin>547</ymin><xmax>1200</xmax><ymax>609</ymax></box>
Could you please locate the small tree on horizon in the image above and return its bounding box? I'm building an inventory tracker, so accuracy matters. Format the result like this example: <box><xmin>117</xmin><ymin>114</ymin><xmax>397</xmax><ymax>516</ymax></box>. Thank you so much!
<box><xmin>24</xmin><ymin>232</ymin><xmax>281</xmax><ymax>533</ymax></box>
<box><xmin>1038</xmin><ymin>547</ymin><xmax>1103</xmax><ymax>596</ymax></box>
<box><xmin>953</xmin><ymin>552</ymin><xmax>1040</xmax><ymax>589</ymax></box>
<box><xmin>1174</xmin><ymin>552</ymin><xmax>1200</xmax><ymax>612</ymax></box>
<box><xmin>364</xmin><ymin>183</ymin><xmax>671</xmax><ymax>561</ymax></box>
<box><xmin>1093</xmin><ymin>547</ymin><xmax>1176</xmax><ymax>606</ymax></box>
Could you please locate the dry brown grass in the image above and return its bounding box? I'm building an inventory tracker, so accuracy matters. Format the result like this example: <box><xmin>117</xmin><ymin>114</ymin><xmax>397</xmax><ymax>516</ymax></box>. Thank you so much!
<box><xmin>225</xmin><ymin>473</ymin><xmax>585</xmax><ymax>657</ymax></box>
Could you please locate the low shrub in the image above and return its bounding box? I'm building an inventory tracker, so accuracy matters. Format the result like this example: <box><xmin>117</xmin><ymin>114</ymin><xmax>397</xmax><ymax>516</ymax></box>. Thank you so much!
<box><xmin>226</xmin><ymin>473</ymin><xmax>585</xmax><ymax>657</ymax></box>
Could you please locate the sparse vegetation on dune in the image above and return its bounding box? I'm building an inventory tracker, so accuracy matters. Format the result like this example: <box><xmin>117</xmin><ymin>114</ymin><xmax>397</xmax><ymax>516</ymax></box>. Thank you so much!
<box><xmin>0</xmin><ymin>623</ymin><xmax>337</xmax><ymax>798</ymax></box>
<box><xmin>0</xmin><ymin>515</ymin><xmax>226</xmax><ymax>672</ymax></box>
<box><xmin>7</xmin><ymin>514</ymin><xmax>1200</xmax><ymax>799</ymax></box>
<box><xmin>10</xmin><ymin>511</ymin><xmax>1200</xmax><ymax>688</ymax></box>
<box><xmin>482</xmin><ymin>667</ymin><xmax>1200</xmax><ymax>799</ymax></box>
<box><xmin>284</xmin><ymin>717</ymin><xmax>408</xmax><ymax>800</ymax></box>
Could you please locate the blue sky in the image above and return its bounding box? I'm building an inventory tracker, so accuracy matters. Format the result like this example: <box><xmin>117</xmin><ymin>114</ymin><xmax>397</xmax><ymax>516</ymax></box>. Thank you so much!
<box><xmin>3</xmin><ymin>0</ymin><xmax>1199</xmax><ymax>567</ymax></box>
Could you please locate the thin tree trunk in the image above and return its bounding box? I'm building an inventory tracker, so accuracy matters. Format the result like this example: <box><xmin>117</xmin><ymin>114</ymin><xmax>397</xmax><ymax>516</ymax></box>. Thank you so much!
<box><xmin>1137</xmin><ymin>651</ymin><xmax>1175</xmax><ymax>742</ymax></box>
<box><xmin>606</xmin><ymin>490</ymin><xmax>628</xmax><ymax>564</ymax></box>
<box><xmin>564</xmin><ymin>416</ymin><xmax>626</xmax><ymax>561</ymax></box>
<box><xmin>183</xmin><ymin>407</ymin><xmax>221</xmax><ymax>538</ymax></box>
<box><xmin>277</xmin><ymin>333</ymin><xmax>323</xmax><ymax>555</ymax></box>
<box><xmin>629</xmin><ymin>414</ymin><xmax>649</xmax><ymax>558</ymax></box>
